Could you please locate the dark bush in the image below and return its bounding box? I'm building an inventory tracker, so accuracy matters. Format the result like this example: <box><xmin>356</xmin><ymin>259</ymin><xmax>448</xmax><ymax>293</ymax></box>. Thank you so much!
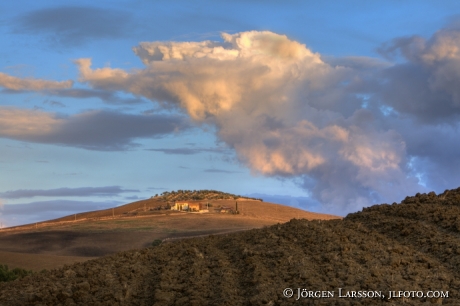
<box><xmin>151</xmin><ymin>239</ymin><xmax>162</xmax><ymax>247</ymax></box>
<box><xmin>0</xmin><ymin>264</ymin><xmax>32</xmax><ymax>282</ymax></box>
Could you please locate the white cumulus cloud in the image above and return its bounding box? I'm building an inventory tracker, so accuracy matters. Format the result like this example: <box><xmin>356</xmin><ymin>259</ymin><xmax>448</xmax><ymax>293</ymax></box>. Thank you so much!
<box><xmin>73</xmin><ymin>30</ymin><xmax>460</xmax><ymax>214</ymax></box>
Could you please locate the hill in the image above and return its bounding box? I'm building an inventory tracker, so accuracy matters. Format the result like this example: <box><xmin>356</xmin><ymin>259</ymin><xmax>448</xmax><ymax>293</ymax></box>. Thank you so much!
<box><xmin>3</xmin><ymin>190</ymin><xmax>263</xmax><ymax>230</ymax></box>
<box><xmin>0</xmin><ymin>191</ymin><xmax>338</xmax><ymax>271</ymax></box>
<box><xmin>0</xmin><ymin>188</ymin><xmax>459</xmax><ymax>305</ymax></box>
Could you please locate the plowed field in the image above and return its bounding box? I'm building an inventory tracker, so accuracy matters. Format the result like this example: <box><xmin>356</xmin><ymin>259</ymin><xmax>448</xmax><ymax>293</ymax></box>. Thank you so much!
<box><xmin>1</xmin><ymin>189</ymin><xmax>459</xmax><ymax>305</ymax></box>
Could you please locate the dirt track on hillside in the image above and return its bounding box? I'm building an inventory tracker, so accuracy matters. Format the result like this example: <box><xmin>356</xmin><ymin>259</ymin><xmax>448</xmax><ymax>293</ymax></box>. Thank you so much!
<box><xmin>1</xmin><ymin>189</ymin><xmax>460</xmax><ymax>305</ymax></box>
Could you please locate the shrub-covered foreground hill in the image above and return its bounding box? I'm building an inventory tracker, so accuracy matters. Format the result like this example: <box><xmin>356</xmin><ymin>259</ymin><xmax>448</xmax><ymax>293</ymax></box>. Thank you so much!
<box><xmin>2</xmin><ymin>188</ymin><xmax>460</xmax><ymax>305</ymax></box>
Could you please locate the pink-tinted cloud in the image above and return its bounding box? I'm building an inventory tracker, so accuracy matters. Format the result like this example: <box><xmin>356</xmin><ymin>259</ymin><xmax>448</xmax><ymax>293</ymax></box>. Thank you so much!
<box><xmin>0</xmin><ymin>72</ymin><xmax>72</xmax><ymax>91</ymax></box>
<box><xmin>73</xmin><ymin>31</ymin><xmax>425</xmax><ymax>213</ymax></box>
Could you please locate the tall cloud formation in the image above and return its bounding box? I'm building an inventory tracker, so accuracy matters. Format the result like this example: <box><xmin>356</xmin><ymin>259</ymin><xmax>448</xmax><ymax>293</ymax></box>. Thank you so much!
<box><xmin>74</xmin><ymin>30</ymin><xmax>460</xmax><ymax>214</ymax></box>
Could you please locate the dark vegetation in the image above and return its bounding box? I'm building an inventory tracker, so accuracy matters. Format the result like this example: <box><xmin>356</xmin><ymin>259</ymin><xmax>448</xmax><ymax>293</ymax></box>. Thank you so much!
<box><xmin>2</xmin><ymin>188</ymin><xmax>460</xmax><ymax>304</ymax></box>
<box><xmin>158</xmin><ymin>189</ymin><xmax>263</xmax><ymax>202</ymax></box>
<box><xmin>151</xmin><ymin>239</ymin><xmax>162</xmax><ymax>247</ymax></box>
<box><xmin>0</xmin><ymin>265</ymin><xmax>32</xmax><ymax>283</ymax></box>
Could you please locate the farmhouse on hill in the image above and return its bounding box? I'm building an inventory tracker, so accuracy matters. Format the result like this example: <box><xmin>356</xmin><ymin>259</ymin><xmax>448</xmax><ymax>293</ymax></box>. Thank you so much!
<box><xmin>171</xmin><ymin>202</ymin><xmax>189</xmax><ymax>211</ymax></box>
<box><xmin>171</xmin><ymin>201</ymin><xmax>210</xmax><ymax>212</ymax></box>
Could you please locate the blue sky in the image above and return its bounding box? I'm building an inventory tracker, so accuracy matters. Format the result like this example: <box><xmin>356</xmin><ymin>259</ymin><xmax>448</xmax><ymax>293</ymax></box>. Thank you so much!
<box><xmin>2</xmin><ymin>1</ymin><xmax>460</xmax><ymax>227</ymax></box>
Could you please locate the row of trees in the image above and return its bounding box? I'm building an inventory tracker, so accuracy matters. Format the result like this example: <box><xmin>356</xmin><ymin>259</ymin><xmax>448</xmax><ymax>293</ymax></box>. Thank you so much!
<box><xmin>158</xmin><ymin>189</ymin><xmax>263</xmax><ymax>202</ymax></box>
